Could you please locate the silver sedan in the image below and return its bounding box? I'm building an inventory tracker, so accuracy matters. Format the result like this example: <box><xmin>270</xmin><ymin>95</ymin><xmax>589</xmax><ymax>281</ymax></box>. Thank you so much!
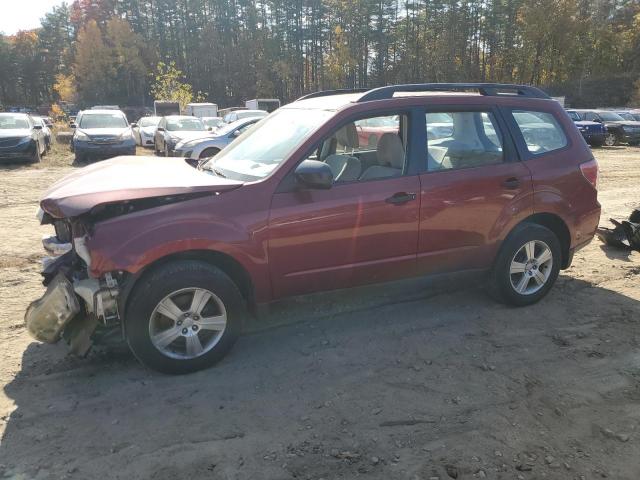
<box><xmin>173</xmin><ymin>117</ymin><xmax>263</xmax><ymax>159</ymax></box>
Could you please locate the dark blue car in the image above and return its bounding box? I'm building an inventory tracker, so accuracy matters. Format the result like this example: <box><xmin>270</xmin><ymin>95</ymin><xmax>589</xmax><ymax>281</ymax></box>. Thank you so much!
<box><xmin>566</xmin><ymin>110</ymin><xmax>606</xmax><ymax>147</ymax></box>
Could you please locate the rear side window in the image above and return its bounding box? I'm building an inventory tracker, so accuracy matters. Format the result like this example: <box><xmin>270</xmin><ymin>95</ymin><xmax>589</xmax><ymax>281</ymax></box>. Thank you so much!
<box><xmin>512</xmin><ymin>110</ymin><xmax>567</xmax><ymax>155</ymax></box>
<box><xmin>426</xmin><ymin>111</ymin><xmax>504</xmax><ymax>171</ymax></box>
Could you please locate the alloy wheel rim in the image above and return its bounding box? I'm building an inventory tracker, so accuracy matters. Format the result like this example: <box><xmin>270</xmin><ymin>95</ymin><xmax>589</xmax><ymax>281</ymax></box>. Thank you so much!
<box><xmin>149</xmin><ymin>287</ymin><xmax>227</xmax><ymax>360</ymax></box>
<box><xmin>509</xmin><ymin>240</ymin><xmax>553</xmax><ymax>295</ymax></box>
<box><xmin>605</xmin><ymin>133</ymin><xmax>616</xmax><ymax>146</ymax></box>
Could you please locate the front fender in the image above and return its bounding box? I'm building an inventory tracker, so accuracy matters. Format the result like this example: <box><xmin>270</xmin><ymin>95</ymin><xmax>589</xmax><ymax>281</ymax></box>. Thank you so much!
<box><xmin>85</xmin><ymin>191</ymin><xmax>272</xmax><ymax>300</ymax></box>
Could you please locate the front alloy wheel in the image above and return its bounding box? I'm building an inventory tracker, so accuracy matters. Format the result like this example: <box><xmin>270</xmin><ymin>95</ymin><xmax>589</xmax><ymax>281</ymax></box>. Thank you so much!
<box><xmin>126</xmin><ymin>260</ymin><xmax>244</xmax><ymax>374</ymax></box>
<box><xmin>149</xmin><ymin>288</ymin><xmax>227</xmax><ymax>360</ymax></box>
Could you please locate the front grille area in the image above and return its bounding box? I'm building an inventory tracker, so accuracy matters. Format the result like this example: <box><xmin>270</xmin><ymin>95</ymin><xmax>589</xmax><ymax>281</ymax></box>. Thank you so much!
<box><xmin>0</xmin><ymin>137</ymin><xmax>24</xmax><ymax>148</ymax></box>
<box><xmin>89</xmin><ymin>136</ymin><xmax>120</xmax><ymax>145</ymax></box>
<box><xmin>54</xmin><ymin>220</ymin><xmax>72</xmax><ymax>243</ymax></box>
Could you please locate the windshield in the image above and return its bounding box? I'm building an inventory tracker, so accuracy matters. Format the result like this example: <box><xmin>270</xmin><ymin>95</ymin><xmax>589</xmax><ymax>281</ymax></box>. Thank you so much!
<box><xmin>139</xmin><ymin>117</ymin><xmax>160</xmax><ymax>127</ymax></box>
<box><xmin>204</xmin><ymin>108</ymin><xmax>333</xmax><ymax>181</ymax></box>
<box><xmin>166</xmin><ymin>117</ymin><xmax>206</xmax><ymax>131</ymax></box>
<box><xmin>79</xmin><ymin>113</ymin><xmax>128</xmax><ymax>129</ymax></box>
<box><xmin>0</xmin><ymin>115</ymin><xmax>30</xmax><ymax>129</ymax></box>
<box><xmin>202</xmin><ymin>117</ymin><xmax>223</xmax><ymax>128</ymax></box>
<box><xmin>567</xmin><ymin>111</ymin><xmax>581</xmax><ymax>121</ymax></box>
<box><xmin>617</xmin><ymin>112</ymin><xmax>635</xmax><ymax>121</ymax></box>
<box><xmin>598</xmin><ymin>112</ymin><xmax>624</xmax><ymax>121</ymax></box>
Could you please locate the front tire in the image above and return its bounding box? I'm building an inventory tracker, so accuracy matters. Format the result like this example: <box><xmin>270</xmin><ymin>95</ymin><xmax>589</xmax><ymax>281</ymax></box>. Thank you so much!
<box><xmin>488</xmin><ymin>224</ymin><xmax>561</xmax><ymax>306</ymax></box>
<box><xmin>31</xmin><ymin>142</ymin><xmax>42</xmax><ymax>163</ymax></box>
<box><xmin>125</xmin><ymin>261</ymin><xmax>244</xmax><ymax>374</ymax></box>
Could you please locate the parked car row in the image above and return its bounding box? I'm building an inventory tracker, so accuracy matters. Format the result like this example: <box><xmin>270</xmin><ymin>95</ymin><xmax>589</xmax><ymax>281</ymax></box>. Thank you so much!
<box><xmin>566</xmin><ymin>108</ymin><xmax>640</xmax><ymax>147</ymax></box>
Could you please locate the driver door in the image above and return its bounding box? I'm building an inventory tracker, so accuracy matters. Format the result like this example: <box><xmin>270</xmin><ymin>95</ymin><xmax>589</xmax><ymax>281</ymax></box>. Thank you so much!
<box><xmin>267</xmin><ymin>112</ymin><xmax>421</xmax><ymax>299</ymax></box>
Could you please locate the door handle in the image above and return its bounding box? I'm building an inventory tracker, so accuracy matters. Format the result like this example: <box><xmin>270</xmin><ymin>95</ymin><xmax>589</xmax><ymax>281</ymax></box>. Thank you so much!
<box><xmin>502</xmin><ymin>177</ymin><xmax>520</xmax><ymax>189</ymax></box>
<box><xmin>385</xmin><ymin>192</ymin><xmax>417</xmax><ymax>205</ymax></box>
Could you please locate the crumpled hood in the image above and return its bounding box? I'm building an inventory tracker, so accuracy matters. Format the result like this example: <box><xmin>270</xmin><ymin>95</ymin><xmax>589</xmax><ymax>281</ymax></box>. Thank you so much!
<box><xmin>40</xmin><ymin>156</ymin><xmax>243</xmax><ymax>218</ymax></box>
<box><xmin>78</xmin><ymin>127</ymin><xmax>130</xmax><ymax>138</ymax></box>
<box><xmin>574</xmin><ymin>120</ymin><xmax>601</xmax><ymax>127</ymax></box>
<box><xmin>140</xmin><ymin>126</ymin><xmax>157</xmax><ymax>135</ymax></box>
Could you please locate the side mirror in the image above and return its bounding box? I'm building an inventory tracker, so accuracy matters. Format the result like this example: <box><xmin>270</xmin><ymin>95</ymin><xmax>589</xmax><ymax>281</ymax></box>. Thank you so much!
<box><xmin>207</xmin><ymin>126</ymin><xmax>213</xmax><ymax>131</ymax></box>
<box><xmin>69</xmin><ymin>122</ymin><xmax>77</xmax><ymax>129</ymax></box>
<box><xmin>33</xmin><ymin>125</ymin><xmax>43</xmax><ymax>130</ymax></box>
<box><xmin>156</xmin><ymin>127</ymin><xmax>165</xmax><ymax>132</ymax></box>
<box><xmin>131</xmin><ymin>122</ymin><xmax>138</xmax><ymax>128</ymax></box>
<box><xmin>232</xmin><ymin>129</ymin><xmax>242</xmax><ymax>137</ymax></box>
<box><xmin>295</xmin><ymin>160</ymin><xmax>334</xmax><ymax>190</ymax></box>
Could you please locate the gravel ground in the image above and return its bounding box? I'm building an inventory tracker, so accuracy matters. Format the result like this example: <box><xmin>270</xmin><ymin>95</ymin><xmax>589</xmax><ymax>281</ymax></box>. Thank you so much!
<box><xmin>0</xmin><ymin>145</ymin><xmax>639</xmax><ymax>480</ymax></box>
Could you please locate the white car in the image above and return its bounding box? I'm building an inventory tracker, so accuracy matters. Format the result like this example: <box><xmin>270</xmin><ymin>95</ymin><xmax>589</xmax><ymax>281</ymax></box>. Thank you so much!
<box><xmin>173</xmin><ymin>117</ymin><xmax>263</xmax><ymax>159</ymax></box>
<box><xmin>132</xmin><ymin>116</ymin><xmax>161</xmax><ymax>147</ymax></box>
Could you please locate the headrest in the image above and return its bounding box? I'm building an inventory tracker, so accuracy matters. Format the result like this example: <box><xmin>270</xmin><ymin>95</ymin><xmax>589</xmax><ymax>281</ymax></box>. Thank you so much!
<box><xmin>377</xmin><ymin>133</ymin><xmax>404</xmax><ymax>168</ymax></box>
<box><xmin>336</xmin><ymin>123</ymin><xmax>359</xmax><ymax>149</ymax></box>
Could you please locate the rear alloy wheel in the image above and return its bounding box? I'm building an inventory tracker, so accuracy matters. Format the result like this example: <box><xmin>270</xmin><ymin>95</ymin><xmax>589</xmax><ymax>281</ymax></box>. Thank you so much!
<box><xmin>604</xmin><ymin>132</ymin><xmax>617</xmax><ymax>146</ymax></box>
<box><xmin>125</xmin><ymin>261</ymin><xmax>244</xmax><ymax>374</ymax></box>
<box><xmin>488</xmin><ymin>224</ymin><xmax>561</xmax><ymax>306</ymax></box>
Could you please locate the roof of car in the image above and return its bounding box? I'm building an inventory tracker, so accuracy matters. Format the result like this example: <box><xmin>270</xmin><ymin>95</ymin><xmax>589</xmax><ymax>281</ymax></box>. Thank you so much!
<box><xmin>81</xmin><ymin>109</ymin><xmax>126</xmax><ymax>115</ymax></box>
<box><xmin>0</xmin><ymin>112</ymin><xmax>30</xmax><ymax>117</ymax></box>
<box><xmin>286</xmin><ymin>84</ymin><xmax>550</xmax><ymax>111</ymax></box>
<box><xmin>164</xmin><ymin>115</ymin><xmax>201</xmax><ymax>119</ymax></box>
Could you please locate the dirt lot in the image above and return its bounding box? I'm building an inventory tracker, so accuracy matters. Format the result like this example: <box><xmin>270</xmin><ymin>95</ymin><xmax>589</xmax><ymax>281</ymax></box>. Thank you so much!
<box><xmin>0</xmin><ymin>144</ymin><xmax>639</xmax><ymax>480</ymax></box>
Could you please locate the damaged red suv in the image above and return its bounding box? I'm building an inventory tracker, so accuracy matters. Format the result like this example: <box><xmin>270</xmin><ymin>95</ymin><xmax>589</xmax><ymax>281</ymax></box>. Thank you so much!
<box><xmin>26</xmin><ymin>84</ymin><xmax>601</xmax><ymax>374</ymax></box>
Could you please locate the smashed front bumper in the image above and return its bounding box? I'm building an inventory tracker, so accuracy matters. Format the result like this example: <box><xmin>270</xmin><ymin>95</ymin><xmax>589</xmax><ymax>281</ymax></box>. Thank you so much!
<box><xmin>25</xmin><ymin>216</ymin><xmax>122</xmax><ymax>355</ymax></box>
<box><xmin>25</xmin><ymin>272</ymin><xmax>80</xmax><ymax>343</ymax></box>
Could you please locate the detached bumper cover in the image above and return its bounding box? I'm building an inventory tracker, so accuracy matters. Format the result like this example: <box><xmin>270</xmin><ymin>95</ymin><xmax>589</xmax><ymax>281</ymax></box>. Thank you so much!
<box><xmin>25</xmin><ymin>272</ymin><xmax>80</xmax><ymax>343</ymax></box>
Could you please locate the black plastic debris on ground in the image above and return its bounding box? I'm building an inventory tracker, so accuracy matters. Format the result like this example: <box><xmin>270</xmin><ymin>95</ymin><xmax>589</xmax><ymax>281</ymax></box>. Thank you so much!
<box><xmin>597</xmin><ymin>208</ymin><xmax>640</xmax><ymax>252</ymax></box>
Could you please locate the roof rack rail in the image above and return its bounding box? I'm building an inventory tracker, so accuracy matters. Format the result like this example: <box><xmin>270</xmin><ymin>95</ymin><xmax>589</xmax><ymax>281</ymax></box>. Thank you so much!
<box><xmin>296</xmin><ymin>88</ymin><xmax>369</xmax><ymax>101</ymax></box>
<box><xmin>357</xmin><ymin>83</ymin><xmax>550</xmax><ymax>102</ymax></box>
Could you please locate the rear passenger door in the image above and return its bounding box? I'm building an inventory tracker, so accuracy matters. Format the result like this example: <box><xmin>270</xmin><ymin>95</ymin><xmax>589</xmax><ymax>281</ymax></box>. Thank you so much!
<box><xmin>417</xmin><ymin>106</ymin><xmax>534</xmax><ymax>274</ymax></box>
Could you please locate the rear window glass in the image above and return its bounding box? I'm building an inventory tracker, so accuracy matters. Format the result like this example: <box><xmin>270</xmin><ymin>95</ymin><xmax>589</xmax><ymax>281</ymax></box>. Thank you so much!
<box><xmin>512</xmin><ymin>110</ymin><xmax>567</xmax><ymax>154</ymax></box>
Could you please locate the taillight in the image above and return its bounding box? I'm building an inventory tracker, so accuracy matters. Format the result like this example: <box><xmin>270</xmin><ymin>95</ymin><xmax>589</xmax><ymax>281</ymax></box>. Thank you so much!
<box><xmin>580</xmin><ymin>158</ymin><xmax>598</xmax><ymax>189</ymax></box>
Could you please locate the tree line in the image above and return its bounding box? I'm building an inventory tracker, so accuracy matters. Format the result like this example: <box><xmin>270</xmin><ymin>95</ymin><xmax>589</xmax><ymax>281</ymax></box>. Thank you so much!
<box><xmin>1</xmin><ymin>0</ymin><xmax>639</xmax><ymax>111</ymax></box>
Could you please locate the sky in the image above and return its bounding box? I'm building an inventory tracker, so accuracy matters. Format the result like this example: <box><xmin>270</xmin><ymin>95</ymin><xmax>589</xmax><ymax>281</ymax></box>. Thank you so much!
<box><xmin>0</xmin><ymin>0</ymin><xmax>66</xmax><ymax>35</ymax></box>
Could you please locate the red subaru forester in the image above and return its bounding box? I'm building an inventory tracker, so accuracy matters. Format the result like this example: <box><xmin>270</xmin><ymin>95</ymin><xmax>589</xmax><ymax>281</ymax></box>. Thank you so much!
<box><xmin>26</xmin><ymin>84</ymin><xmax>600</xmax><ymax>373</ymax></box>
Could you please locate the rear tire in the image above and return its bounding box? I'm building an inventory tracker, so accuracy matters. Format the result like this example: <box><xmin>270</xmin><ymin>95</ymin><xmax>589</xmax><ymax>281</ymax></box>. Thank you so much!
<box><xmin>199</xmin><ymin>147</ymin><xmax>220</xmax><ymax>159</ymax></box>
<box><xmin>487</xmin><ymin>223</ymin><xmax>561</xmax><ymax>306</ymax></box>
<box><xmin>604</xmin><ymin>132</ymin><xmax>617</xmax><ymax>147</ymax></box>
<box><xmin>125</xmin><ymin>260</ymin><xmax>244</xmax><ymax>374</ymax></box>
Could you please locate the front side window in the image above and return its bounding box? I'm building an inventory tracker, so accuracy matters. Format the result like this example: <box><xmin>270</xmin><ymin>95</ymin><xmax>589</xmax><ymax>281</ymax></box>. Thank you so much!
<box><xmin>302</xmin><ymin>113</ymin><xmax>408</xmax><ymax>183</ymax></box>
<box><xmin>512</xmin><ymin>110</ymin><xmax>568</xmax><ymax>155</ymax></box>
<box><xmin>79</xmin><ymin>113</ymin><xmax>128</xmax><ymax>129</ymax></box>
<box><xmin>206</xmin><ymin>108</ymin><xmax>333</xmax><ymax>181</ymax></box>
<box><xmin>426</xmin><ymin>111</ymin><xmax>503</xmax><ymax>171</ymax></box>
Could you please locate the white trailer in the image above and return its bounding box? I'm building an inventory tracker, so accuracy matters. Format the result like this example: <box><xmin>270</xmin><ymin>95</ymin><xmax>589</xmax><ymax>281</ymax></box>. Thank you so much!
<box><xmin>185</xmin><ymin>103</ymin><xmax>218</xmax><ymax>118</ymax></box>
<box><xmin>245</xmin><ymin>99</ymin><xmax>280</xmax><ymax>113</ymax></box>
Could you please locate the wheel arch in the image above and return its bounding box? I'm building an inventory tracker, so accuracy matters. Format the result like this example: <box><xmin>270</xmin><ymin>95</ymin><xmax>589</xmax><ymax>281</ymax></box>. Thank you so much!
<box><xmin>517</xmin><ymin>213</ymin><xmax>571</xmax><ymax>269</ymax></box>
<box><xmin>119</xmin><ymin>249</ymin><xmax>256</xmax><ymax>319</ymax></box>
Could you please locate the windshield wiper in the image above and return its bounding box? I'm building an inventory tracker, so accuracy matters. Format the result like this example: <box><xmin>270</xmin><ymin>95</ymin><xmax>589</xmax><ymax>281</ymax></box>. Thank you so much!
<box><xmin>200</xmin><ymin>162</ymin><xmax>227</xmax><ymax>178</ymax></box>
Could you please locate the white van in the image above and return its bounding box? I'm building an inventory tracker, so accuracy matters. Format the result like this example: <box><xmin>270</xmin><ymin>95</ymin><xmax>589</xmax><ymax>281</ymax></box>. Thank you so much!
<box><xmin>185</xmin><ymin>103</ymin><xmax>218</xmax><ymax>118</ymax></box>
